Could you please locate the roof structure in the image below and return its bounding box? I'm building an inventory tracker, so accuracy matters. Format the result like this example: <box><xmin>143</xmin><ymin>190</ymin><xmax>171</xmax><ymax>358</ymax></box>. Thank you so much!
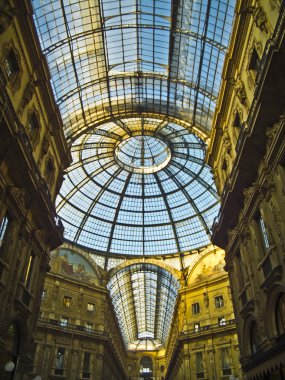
<box><xmin>107</xmin><ymin>263</ymin><xmax>180</xmax><ymax>351</ymax></box>
<box><xmin>31</xmin><ymin>0</ymin><xmax>236</xmax><ymax>351</ymax></box>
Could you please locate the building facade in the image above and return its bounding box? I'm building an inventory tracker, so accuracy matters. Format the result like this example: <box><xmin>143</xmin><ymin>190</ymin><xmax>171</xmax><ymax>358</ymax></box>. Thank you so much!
<box><xmin>208</xmin><ymin>0</ymin><xmax>285</xmax><ymax>378</ymax></box>
<box><xmin>0</xmin><ymin>0</ymin><xmax>70</xmax><ymax>378</ymax></box>
<box><xmin>33</xmin><ymin>248</ymin><xmax>127</xmax><ymax>380</ymax></box>
<box><xmin>32</xmin><ymin>245</ymin><xmax>242</xmax><ymax>380</ymax></box>
<box><xmin>165</xmin><ymin>247</ymin><xmax>241</xmax><ymax>380</ymax></box>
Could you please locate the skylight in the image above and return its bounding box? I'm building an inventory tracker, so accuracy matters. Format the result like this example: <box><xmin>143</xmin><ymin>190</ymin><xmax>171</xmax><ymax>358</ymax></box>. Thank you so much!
<box><xmin>56</xmin><ymin>119</ymin><xmax>220</xmax><ymax>255</ymax></box>
<box><xmin>107</xmin><ymin>263</ymin><xmax>180</xmax><ymax>350</ymax></box>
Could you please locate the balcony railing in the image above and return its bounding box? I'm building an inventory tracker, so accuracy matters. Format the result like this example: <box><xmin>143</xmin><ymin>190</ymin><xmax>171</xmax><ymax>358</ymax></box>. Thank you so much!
<box><xmin>37</xmin><ymin>318</ymin><xmax>108</xmax><ymax>337</ymax></box>
<box><xmin>179</xmin><ymin>319</ymin><xmax>236</xmax><ymax>338</ymax></box>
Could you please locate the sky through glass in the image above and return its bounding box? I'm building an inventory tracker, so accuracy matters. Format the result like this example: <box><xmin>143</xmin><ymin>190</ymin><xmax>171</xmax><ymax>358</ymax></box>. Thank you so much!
<box><xmin>31</xmin><ymin>0</ymin><xmax>236</xmax><ymax>351</ymax></box>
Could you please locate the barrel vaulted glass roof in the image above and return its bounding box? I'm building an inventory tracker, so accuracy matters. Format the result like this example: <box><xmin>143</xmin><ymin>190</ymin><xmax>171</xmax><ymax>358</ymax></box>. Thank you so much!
<box><xmin>107</xmin><ymin>263</ymin><xmax>180</xmax><ymax>350</ymax></box>
<box><xmin>32</xmin><ymin>0</ymin><xmax>235</xmax><ymax>141</ymax></box>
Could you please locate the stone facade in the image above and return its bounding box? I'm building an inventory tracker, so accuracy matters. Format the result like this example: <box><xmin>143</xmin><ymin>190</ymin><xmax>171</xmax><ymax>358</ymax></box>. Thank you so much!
<box><xmin>0</xmin><ymin>0</ymin><xmax>70</xmax><ymax>378</ymax></box>
<box><xmin>33</xmin><ymin>248</ymin><xmax>127</xmax><ymax>379</ymax></box>
<box><xmin>165</xmin><ymin>247</ymin><xmax>242</xmax><ymax>380</ymax></box>
<box><xmin>208</xmin><ymin>0</ymin><xmax>285</xmax><ymax>378</ymax></box>
<box><xmin>32</xmin><ymin>245</ymin><xmax>242</xmax><ymax>380</ymax></box>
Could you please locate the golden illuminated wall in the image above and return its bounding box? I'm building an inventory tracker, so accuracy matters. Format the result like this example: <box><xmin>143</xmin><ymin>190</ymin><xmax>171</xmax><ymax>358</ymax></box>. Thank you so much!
<box><xmin>32</xmin><ymin>245</ymin><xmax>242</xmax><ymax>380</ymax></box>
<box><xmin>208</xmin><ymin>1</ymin><xmax>285</xmax><ymax>379</ymax></box>
<box><xmin>165</xmin><ymin>247</ymin><xmax>242</xmax><ymax>380</ymax></box>
<box><xmin>0</xmin><ymin>1</ymin><xmax>70</xmax><ymax>378</ymax></box>
<box><xmin>33</xmin><ymin>248</ymin><xmax>127</xmax><ymax>380</ymax></box>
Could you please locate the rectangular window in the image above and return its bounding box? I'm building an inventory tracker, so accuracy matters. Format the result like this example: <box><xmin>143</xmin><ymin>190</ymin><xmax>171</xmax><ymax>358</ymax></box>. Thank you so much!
<box><xmin>221</xmin><ymin>347</ymin><xmax>232</xmax><ymax>375</ymax></box>
<box><xmin>258</xmin><ymin>215</ymin><xmax>270</xmax><ymax>250</ymax></box>
<box><xmin>28</xmin><ymin>112</ymin><xmax>40</xmax><ymax>143</ymax></box>
<box><xmin>249</xmin><ymin>48</ymin><xmax>260</xmax><ymax>72</ymax></box>
<box><xmin>85</xmin><ymin>322</ymin><xmax>93</xmax><ymax>333</ymax></box>
<box><xmin>24</xmin><ymin>251</ymin><xmax>36</xmax><ymax>288</ymax></box>
<box><xmin>63</xmin><ymin>296</ymin><xmax>71</xmax><ymax>308</ymax></box>
<box><xmin>195</xmin><ymin>352</ymin><xmax>204</xmax><ymax>379</ymax></box>
<box><xmin>0</xmin><ymin>216</ymin><xmax>9</xmax><ymax>248</ymax></box>
<box><xmin>215</xmin><ymin>295</ymin><xmax>224</xmax><ymax>309</ymax></box>
<box><xmin>60</xmin><ymin>318</ymin><xmax>68</xmax><ymax>327</ymax></box>
<box><xmin>82</xmin><ymin>352</ymin><xmax>91</xmax><ymax>378</ymax></box>
<box><xmin>194</xmin><ymin>323</ymin><xmax>200</xmax><ymax>332</ymax></box>
<box><xmin>45</xmin><ymin>158</ymin><xmax>55</xmax><ymax>185</ymax></box>
<box><xmin>4</xmin><ymin>48</ymin><xmax>19</xmax><ymax>79</ymax></box>
<box><xmin>233</xmin><ymin>112</ymin><xmax>242</xmax><ymax>129</ymax></box>
<box><xmin>87</xmin><ymin>303</ymin><xmax>95</xmax><ymax>312</ymax></box>
<box><xmin>41</xmin><ymin>289</ymin><xmax>47</xmax><ymax>300</ymax></box>
<box><xmin>218</xmin><ymin>317</ymin><xmax>226</xmax><ymax>326</ymax></box>
<box><xmin>55</xmin><ymin>347</ymin><xmax>65</xmax><ymax>375</ymax></box>
<box><xmin>192</xmin><ymin>302</ymin><xmax>200</xmax><ymax>315</ymax></box>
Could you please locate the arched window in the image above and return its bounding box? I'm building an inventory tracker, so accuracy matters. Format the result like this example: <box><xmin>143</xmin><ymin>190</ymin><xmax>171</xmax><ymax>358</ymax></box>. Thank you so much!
<box><xmin>249</xmin><ymin>322</ymin><xmax>259</xmax><ymax>355</ymax></box>
<box><xmin>275</xmin><ymin>293</ymin><xmax>285</xmax><ymax>336</ymax></box>
<box><xmin>139</xmin><ymin>356</ymin><xmax>153</xmax><ymax>380</ymax></box>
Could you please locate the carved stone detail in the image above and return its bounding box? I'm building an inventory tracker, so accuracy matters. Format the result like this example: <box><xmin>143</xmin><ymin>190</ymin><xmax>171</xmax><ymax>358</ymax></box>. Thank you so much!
<box><xmin>18</xmin><ymin>79</ymin><xmax>38</xmax><ymax>115</ymax></box>
<box><xmin>253</xmin><ymin>5</ymin><xmax>269</xmax><ymax>34</ymax></box>
<box><xmin>235</xmin><ymin>79</ymin><xmax>249</xmax><ymax>108</ymax></box>
<box><xmin>12</xmin><ymin>186</ymin><xmax>26</xmax><ymax>207</ymax></box>
<box><xmin>243</xmin><ymin>185</ymin><xmax>255</xmax><ymax>205</ymax></box>
<box><xmin>0</xmin><ymin>0</ymin><xmax>17</xmax><ymax>34</ymax></box>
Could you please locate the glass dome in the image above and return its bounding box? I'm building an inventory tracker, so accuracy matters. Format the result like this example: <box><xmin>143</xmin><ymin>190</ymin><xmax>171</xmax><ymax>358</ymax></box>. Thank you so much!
<box><xmin>115</xmin><ymin>135</ymin><xmax>172</xmax><ymax>174</ymax></box>
<box><xmin>56</xmin><ymin>118</ymin><xmax>219</xmax><ymax>255</ymax></box>
<box><xmin>32</xmin><ymin>0</ymin><xmax>235</xmax><ymax>256</ymax></box>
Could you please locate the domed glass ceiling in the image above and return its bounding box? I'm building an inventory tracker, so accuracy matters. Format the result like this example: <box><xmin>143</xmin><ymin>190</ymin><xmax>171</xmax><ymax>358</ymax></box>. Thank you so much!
<box><xmin>56</xmin><ymin>118</ymin><xmax>219</xmax><ymax>255</ymax></box>
<box><xmin>115</xmin><ymin>135</ymin><xmax>172</xmax><ymax>173</ymax></box>
<box><xmin>31</xmin><ymin>0</ymin><xmax>236</xmax><ymax>353</ymax></box>
<box><xmin>31</xmin><ymin>0</ymin><xmax>236</xmax><ymax>256</ymax></box>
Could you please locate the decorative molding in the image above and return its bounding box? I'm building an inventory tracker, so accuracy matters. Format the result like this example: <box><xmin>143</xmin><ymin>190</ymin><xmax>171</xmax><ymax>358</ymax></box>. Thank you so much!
<box><xmin>18</xmin><ymin>79</ymin><xmax>38</xmax><ymax>115</ymax></box>
<box><xmin>0</xmin><ymin>1</ymin><xmax>17</xmax><ymax>34</ymax></box>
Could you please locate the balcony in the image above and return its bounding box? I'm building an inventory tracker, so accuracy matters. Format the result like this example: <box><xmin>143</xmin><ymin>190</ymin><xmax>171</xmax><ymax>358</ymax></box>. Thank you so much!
<box><xmin>37</xmin><ymin>318</ymin><xmax>108</xmax><ymax>338</ymax></box>
<box><xmin>179</xmin><ymin>318</ymin><xmax>236</xmax><ymax>339</ymax></box>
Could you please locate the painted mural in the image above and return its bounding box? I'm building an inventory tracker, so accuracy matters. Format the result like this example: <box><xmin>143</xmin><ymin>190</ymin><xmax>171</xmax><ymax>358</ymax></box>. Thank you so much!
<box><xmin>49</xmin><ymin>249</ymin><xmax>98</xmax><ymax>284</ymax></box>
<box><xmin>191</xmin><ymin>251</ymin><xmax>226</xmax><ymax>283</ymax></box>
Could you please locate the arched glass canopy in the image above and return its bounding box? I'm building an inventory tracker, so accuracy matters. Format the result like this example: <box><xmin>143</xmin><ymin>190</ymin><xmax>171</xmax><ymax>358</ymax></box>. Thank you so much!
<box><xmin>32</xmin><ymin>0</ymin><xmax>235</xmax><ymax>141</ymax></box>
<box><xmin>107</xmin><ymin>263</ymin><xmax>180</xmax><ymax>350</ymax></box>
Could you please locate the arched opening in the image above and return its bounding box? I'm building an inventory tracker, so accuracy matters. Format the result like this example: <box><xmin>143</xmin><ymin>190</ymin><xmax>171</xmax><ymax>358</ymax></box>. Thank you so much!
<box><xmin>275</xmin><ymin>293</ymin><xmax>285</xmax><ymax>336</ymax></box>
<box><xmin>139</xmin><ymin>356</ymin><xmax>153</xmax><ymax>380</ymax></box>
<box><xmin>249</xmin><ymin>321</ymin><xmax>259</xmax><ymax>355</ymax></box>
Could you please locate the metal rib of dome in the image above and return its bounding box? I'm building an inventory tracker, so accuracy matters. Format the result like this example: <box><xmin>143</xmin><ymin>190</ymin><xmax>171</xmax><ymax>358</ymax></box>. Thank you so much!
<box><xmin>56</xmin><ymin>118</ymin><xmax>219</xmax><ymax>255</ymax></box>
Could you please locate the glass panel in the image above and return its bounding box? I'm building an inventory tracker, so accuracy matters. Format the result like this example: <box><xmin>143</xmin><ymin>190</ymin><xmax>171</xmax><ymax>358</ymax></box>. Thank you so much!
<box><xmin>56</xmin><ymin>120</ymin><xmax>219</xmax><ymax>255</ymax></box>
<box><xmin>31</xmin><ymin>0</ymin><xmax>236</xmax><ymax>139</ymax></box>
<box><xmin>107</xmin><ymin>263</ymin><xmax>180</xmax><ymax>350</ymax></box>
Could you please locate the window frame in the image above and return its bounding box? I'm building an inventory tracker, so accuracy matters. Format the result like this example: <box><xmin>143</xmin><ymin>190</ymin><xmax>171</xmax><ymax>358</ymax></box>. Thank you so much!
<box><xmin>214</xmin><ymin>295</ymin><xmax>224</xmax><ymax>309</ymax></box>
<box><xmin>60</xmin><ymin>317</ymin><xmax>68</xmax><ymax>327</ymax></box>
<box><xmin>192</xmin><ymin>302</ymin><xmax>200</xmax><ymax>315</ymax></box>
<box><xmin>87</xmin><ymin>302</ymin><xmax>95</xmax><ymax>313</ymax></box>
<box><xmin>55</xmin><ymin>347</ymin><xmax>65</xmax><ymax>375</ymax></box>
<box><xmin>63</xmin><ymin>296</ymin><xmax>72</xmax><ymax>308</ymax></box>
